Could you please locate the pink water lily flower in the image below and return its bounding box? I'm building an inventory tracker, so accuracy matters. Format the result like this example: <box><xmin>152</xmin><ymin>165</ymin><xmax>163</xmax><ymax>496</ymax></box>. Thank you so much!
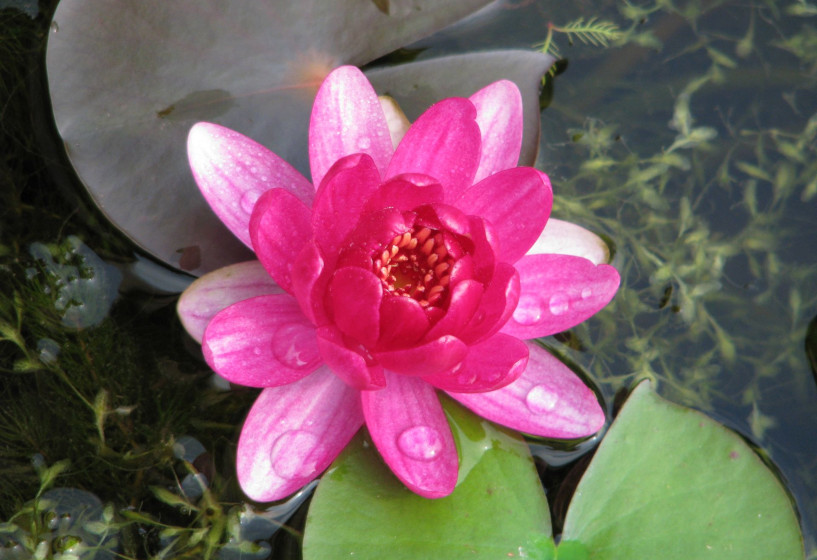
<box><xmin>177</xmin><ymin>66</ymin><xmax>620</xmax><ymax>500</ymax></box>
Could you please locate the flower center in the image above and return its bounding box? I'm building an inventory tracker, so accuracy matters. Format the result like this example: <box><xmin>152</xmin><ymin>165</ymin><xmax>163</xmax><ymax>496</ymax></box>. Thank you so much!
<box><xmin>372</xmin><ymin>226</ymin><xmax>455</xmax><ymax>308</ymax></box>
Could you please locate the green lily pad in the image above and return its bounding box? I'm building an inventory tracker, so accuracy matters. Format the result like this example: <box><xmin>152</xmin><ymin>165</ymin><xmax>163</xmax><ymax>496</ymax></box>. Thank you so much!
<box><xmin>561</xmin><ymin>381</ymin><xmax>804</xmax><ymax>560</ymax></box>
<box><xmin>302</xmin><ymin>397</ymin><xmax>551</xmax><ymax>560</ymax></box>
<box><xmin>45</xmin><ymin>0</ymin><xmax>554</xmax><ymax>276</ymax></box>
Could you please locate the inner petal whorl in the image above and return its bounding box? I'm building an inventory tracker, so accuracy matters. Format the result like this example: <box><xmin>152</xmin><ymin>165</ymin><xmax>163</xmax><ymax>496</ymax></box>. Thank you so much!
<box><xmin>373</xmin><ymin>226</ymin><xmax>456</xmax><ymax>309</ymax></box>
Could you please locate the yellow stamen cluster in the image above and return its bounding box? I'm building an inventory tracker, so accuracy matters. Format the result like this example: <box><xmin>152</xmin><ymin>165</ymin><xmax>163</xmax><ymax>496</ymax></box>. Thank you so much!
<box><xmin>373</xmin><ymin>226</ymin><xmax>454</xmax><ymax>308</ymax></box>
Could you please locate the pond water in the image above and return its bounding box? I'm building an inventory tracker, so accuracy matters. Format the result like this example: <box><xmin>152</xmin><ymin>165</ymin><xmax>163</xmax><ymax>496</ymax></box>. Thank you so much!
<box><xmin>0</xmin><ymin>0</ymin><xmax>815</xmax><ymax>558</ymax></box>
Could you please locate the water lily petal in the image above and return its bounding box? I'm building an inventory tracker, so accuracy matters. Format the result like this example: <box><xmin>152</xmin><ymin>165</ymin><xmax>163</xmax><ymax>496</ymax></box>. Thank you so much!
<box><xmin>502</xmin><ymin>254</ymin><xmax>620</xmax><ymax>339</ymax></box>
<box><xmin>414</xmin><ymin>202</ymin><xmax>471</xmax><ymax>238</ymax></box>
<box><xmin>188</xmin><ymin>122</ymin><xmax>313</xmax><ymax>248</ymax></box>
<box><xmin>291</xmin><ymin>242</ymin><xmax>329</xmax><ymax>326</ymax></box>
<box><xmin>377</xmin><ymin>295</ymin><xmax>430</xmax><ymax>350</ymax></box>
<box><xmin>375</xmin><ymin>335</ymin><xmax>467</xmax><ymax>376</ymax></box>
<box><xmin>316</xmin><ymin>326</ymin><xmax>386</xmax><ymax>390</ymax></box>
<box><xmin>362</xmin><ymin>173</ymin><xmax>444</xmax><ymax>214</ymax></box>
<box><xmin>385</xmin><ymin>98</ymin><xmax>480</xmax><ymax>199</ymax></box>
<box><xmin>448</xmin><ymin>341</ymin><xmax>605</xmax><ymax>438</ymax></box>
<box><xmin>202</xmin><ymin>294</ymin><xmax>321</xmax><ymax>387</ymax></box>
<box><xmin>309</xmin><ymin>65</ymin><xmax>393</xmax><ymax>189</ymax></box>
<box><xmin>424</xmin><ymin>333</ymin><xmax>527</xmax><ymax>393</ymax></box>
<box><xmin>177</xmin><ymin>260</ymin><xmax>283</xmax><ymax>343</ymax></box>
<box><xmin>313</xmin><ymin>154</ymin><xmax>382</xmax><ymax>258</ymax></box>
<box><xmin>329</xmin><ymin>267</ymin><xmax>382</xmax><ymax>347</ymax></box>
<box><xmin>528</xmin><ymin>218</ymin><xmax>611</xmax><ymax>265</ymax></box>
<box><xmin>379</xmin><ymin>95</ymin><xmax>411</xmax><ymax>148</ymax></box>
<box><xmin>458</xmin><ymin>262</ymin><xmax>520</xmax><ymax>344</ymax></box>
<box><xmin>361</xmin><ymin>372</ymin><xmax>457</xmax><ymax>498</ymax></box>
<box><xmin>469</xmin><ymin>80</ymin><xmax>523</xmax><ymax>182</ymax></box>
<box><xmin>424</xmin><ymin>279</ymin><xmax>484</xmax><ymax>341</ymax></box>
<box><xmin>466</xmin><ymin>215</ymin><xmax>498</xmax><ymax>284</ymax></box>
<box><xmin>336</xmin><ymin>207</ymin><xmax>415</xmax><ymax>269</ymax></box>
<box><xmin>250</xmin><ymin>188</ymin><xmax>312</xmax><ymax>293</ymax></box>
<box><xmin>236</xmin><ymin>366</ymin><xmax>364</xmax><ymax>502</ymax></box>
<box><xmin>456</xmin><ymin>167</ymin><xmax>552</xmax><ymax>263</ymax></box>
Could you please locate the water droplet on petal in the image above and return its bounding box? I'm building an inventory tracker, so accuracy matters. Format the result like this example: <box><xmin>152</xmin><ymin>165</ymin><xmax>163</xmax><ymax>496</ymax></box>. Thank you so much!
<box><xmin>272</xmin><ymin>324</ymin><xmax>320</xmax><ymax>370</ymax></box>
<box><xmin>512</xmin><ymin>294</ymin><xmax>543</xmax><ymax>325</ymax></box>
<box><xmin>357</xmin><ymin>137</ymin><xmax>372</xmax><ymax>150</ymax></box>
<box><xmin>581</xmin><ymin>287</ymin><xmax>592</xmax><ymax>299</ymax></box>
<box><xmin>270</xmin><ymin>430</ymin><xmax>320</xmax><ymax>479</ymax></box>
<box><xmin>252</xmin><ymin>346</ymin><xmax>262</xmax><ymax>356</ymax></box>
<box><xmin>526</xmin><ymin>385</ymin><xmax>558</xmax><ymax>414</ymax></box>
<box><xmin>548</xmin><ymin>293</ymin><xmax>569</xmax><ymax>315</ymax></box>
<box><xmin>397</xmin><ymin>426</ymin><xmax>444</xmax><ymax>461</ymax></box>
<box><xmin>240</xmin><ymin>190</ymin><xmax>261</xmax><ymax>214</ymax></box>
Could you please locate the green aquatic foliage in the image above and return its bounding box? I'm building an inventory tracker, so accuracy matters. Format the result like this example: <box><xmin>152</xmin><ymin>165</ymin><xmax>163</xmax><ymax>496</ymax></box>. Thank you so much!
<box><xmin>539</xmin><ymin>17</ymin><xmax>623</xmax><ymax>60</ymax></box>
<box><xmin>303</xmin><ymin>384</ymin><xmax>804</xmax><ymax>560</ymax></box>
<box><xmin>303</xmin><ymin>398</ymin><xmax>551</xmax><ymax>560</ymax></box>
<box><xmin>561</xmin><ymin>382</ymin><xmax>804</xmax><ymax>559</ymax></box>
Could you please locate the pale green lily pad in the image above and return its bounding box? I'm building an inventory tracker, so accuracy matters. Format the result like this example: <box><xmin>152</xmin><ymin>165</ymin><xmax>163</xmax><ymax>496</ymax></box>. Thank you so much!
<box><xmin>302</xmin><ymin>397</ymin><xmax>551</xmax><ymax>560</ymax></box>
<box><xmin>561</xmin><ymin>381</ymin><xmax>804</xmax><ymax>560</ymax></box>
<box><xmin>45</xmin><ymin>0</ymin><xmax>553</xmax><ymax>275</ymax></box>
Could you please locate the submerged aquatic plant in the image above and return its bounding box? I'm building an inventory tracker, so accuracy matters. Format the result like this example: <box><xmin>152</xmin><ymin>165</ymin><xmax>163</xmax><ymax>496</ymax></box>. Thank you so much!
<box><xmin>177</xmin><ymin>65</ymin><xmax>619</xmax><ymax>501</ymax></box>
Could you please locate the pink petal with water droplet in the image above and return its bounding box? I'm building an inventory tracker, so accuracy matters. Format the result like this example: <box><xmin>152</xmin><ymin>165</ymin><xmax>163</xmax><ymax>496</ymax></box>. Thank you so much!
<box><xmin>316</xmin><ymin>326</ymin><xmax>385</xmax><ymax>390</ymax></box>
<box><xmin>250</xmin><ymin>188</ymin><xmax>312</xmax><ymax>293</ymax></box>
<box><xmin>424</xmin><ymin>333</ymin><xmax>527</xmax><ymax>393</ymax></box>
<box><xmin>361</xmin><ymin>372</ymin><xmax>457</xmax><ymax>498</ymax></box>
<box><xmin>469</xmin><ymin>80</ymin><xmax>523</xmax><ymax>182</ymax></box>
<box><xmin>187</xmin><ymin>122</ymin><xmax>313</xmax><ymax>247</ymax></box>
<box><xmin>455</xmin><ymin>167</ymin><xmax>552</xmax><ymax>263</ymax></box>
<box><xmin>375</xmin><ymin>336</ymin><xmax>467</xmax><ymax>376</ymax></box>
<box><xmin>377</xmin><ymin>295</ymin><xmax>430</xmax><ymax>350</ymax></box>
<box><xmin>177</xmin><ymin>261</ymin><xmax>283</xmax><ymax>343</ymax></box>
<box><xmin>309</xmin><ymin>66</ymin><xmax>393</xmax><ymax>189</ymax></box>
<box><xmin>386</xmin><ymin>98</ymin><xmax>481</xmax><ymax>200</ymax></box>
<box><xmin>502</xmin><ymin>254</ymin><xmax>620</xmax><ymax>339</ymax></box>
<box><xmin>202</xmin><ymin>294</ymin><xmax>320</xmax><ymax>387</ymax></box>
<box><xmin>527</xmin><ymin>218</ymin><xmax>612</xmax><ymax>265</ymax></box>
<box><xmin>329</xmin><ymin>267</ymin><xmax>382</xmax><ymax>348</ymax></box>
<box><xmin>237</xmin><ymin>366</ymin><xmax>364</xmax><ymax>502</ymax></box>
<box><xmin>448</xmin><ymin>341</ymin><xmax>605</xmax><ymax>438</ymax></box>
<box><xmin>458</xmin><ymin>262</ymin><xmax>520</xmax><ymax>344</ymax></box>
<box><xmin>312</xmin><ymin>154</ymin><xmax>381</xmax><ymax>258</ymax></box>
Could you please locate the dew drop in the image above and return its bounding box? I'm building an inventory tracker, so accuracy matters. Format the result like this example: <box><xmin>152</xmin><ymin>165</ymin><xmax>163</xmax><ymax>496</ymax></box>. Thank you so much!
<box><xmin>456</xmin><ymin>371</ymin><xmax>478</xmax><ymax>386</ymax></box>
<box><xmin>512</xmin><ymin>294</ymin><xmax>543</xmax><ymax>325</ymax></box>
<box><xmin>581</xmin><ymin>287</ymin><xmax>592</xmax><ymax>299</ymax></box>
<box><xmin>548</xmin><ymin>293</ymin><xmax>569</xmax><ymax>315</ymax></box>
<box><xmin>240</xmin><ymin>190</ymin><xmax>261</xmax><ymax>214</ymax></box>
<box><xmin>397</xmin><ymin>426</ymin><xmax>444</xmax><ymax>461</ymax></box>
<box><xmin>252</xmin><ymin>346</ymin><xmax>262</xmax><ymax>356</ymax></box>
<box><xmin>37</xmin><ymin>338</ymin><xmax>61</xmax><ymax>364</ymax></box>
<box><xmin>270</xmin><ymin>430</ymin><xmax>320</xmax><ymax>479</ymax></box>
<box><xmin>525</xmin><ymin>385</ymin><xmax>558</xmax><ymax>414</ymax></box>
<box><xmin>357</xmin><ymin>137</ymin><xmax>372</xmax><ymax>150</ymax></box>
<box><xmin>272</xmin><ymin>324</ymin><xmax>320</xmax><ymax>370</ymax></box>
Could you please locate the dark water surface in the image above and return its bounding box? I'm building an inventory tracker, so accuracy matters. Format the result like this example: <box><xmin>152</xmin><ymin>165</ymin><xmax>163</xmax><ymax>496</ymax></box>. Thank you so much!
<box><xmin>1</xmin><ymin>0</ymin><xmax>815</xmax><ymax>558</ymax></box>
